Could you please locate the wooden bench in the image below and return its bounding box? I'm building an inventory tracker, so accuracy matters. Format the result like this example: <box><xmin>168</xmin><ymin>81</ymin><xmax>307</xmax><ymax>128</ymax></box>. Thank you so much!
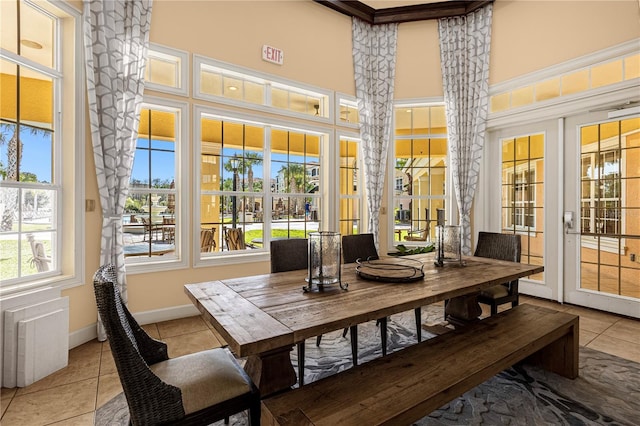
<box><xmin>261</xmin><ymin>304</ymin><xmax>579</xmax><ymax>426</ymax></box>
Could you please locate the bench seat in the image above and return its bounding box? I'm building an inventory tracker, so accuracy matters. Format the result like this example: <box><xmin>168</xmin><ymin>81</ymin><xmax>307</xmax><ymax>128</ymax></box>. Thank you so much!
<box><xmin>261</xmin><ymin>304</ymin><xmax>579</xmax><ymax>426</ymax></box>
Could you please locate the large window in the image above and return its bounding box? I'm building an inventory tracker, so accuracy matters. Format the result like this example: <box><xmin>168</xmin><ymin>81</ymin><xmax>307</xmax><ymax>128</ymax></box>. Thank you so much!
<box><xmin>338</xmin><ymin>134</ymin><xmax>361</xmax><ymax>236</ymax></box>
<box><xmin>392</xmin><ymin>105</ymin><xmax>447</xmax><ymax>245</ymax></box>
<box><xmin>0</xmin><ymin>0</ymin><xmax>82</xmax><ymax>292</ymax></box>
<box><xmin>124</xmin><ymin>100</ymin><xmax>186</xmax><ymax>269</ymax></box>
<box><xmin>196</xmin><ymin>108</ymin><xmax>325</xmax><ymax>260</ymax></box>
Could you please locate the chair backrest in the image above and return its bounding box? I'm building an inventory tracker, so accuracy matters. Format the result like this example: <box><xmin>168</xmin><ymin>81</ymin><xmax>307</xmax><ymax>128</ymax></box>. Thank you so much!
<box><xmin>342</xmin><ymin>233</ymin><xmax>379</xmax><ymax>264</ymax></box>
<box><xmin>474</xmin><ymin>232</ymin><xmax>521</xmax><ymax>263</ymax></box>
<box><xmin>270</xmin><ymin>239</ymin><xmax>308</xmax><ymax>273</ymax></box>
<box><xmin>93</xmin><ymin>264</ymin><xmax>184</xmax><ymax>424</ymax></box>
<box><xmin>27</xmin><ymin>233</ymin><xmax>50</xmax><ymax>272</ymax></box>
<box><xmin>200</xmin><ymin>228</ymin><xmax>216</xmax><ymax>252</ymax></box>
<box><xmin>224</xmin><ymin>227</ymin><xmax>246</xmax><ymax>250</ymax></box>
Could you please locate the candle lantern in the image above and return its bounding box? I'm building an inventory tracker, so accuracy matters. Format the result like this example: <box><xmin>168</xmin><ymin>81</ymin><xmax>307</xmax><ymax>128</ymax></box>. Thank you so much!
<box><xmin>435</xmin><ymin>225</ymin><xmax>464</xmax><ymax>267</ymax></box>
<box><xmin>304</xmin><ymin>232</ymin><xmax>347</xmax><ymax>292</ymax></box>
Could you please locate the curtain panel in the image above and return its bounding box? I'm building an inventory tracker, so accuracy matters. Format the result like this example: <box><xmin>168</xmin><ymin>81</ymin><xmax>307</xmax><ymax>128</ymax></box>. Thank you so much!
<box><xmin>352</xmin><ymin>17</ymin><xmax>398</xmax><ymax>248</ymax></box>
<box><xmin>439</xmin><ymin>4</ymin><xmax>493</xmax><ymax>254</ymax></box>
<box><xmin>84</xmin><ymin>0</ymin><xmax>153</xmax><ymax>340</ymax></box>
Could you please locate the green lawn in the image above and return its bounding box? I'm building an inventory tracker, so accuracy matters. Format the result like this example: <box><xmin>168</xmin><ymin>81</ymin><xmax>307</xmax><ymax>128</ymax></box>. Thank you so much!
<box><xmin>0</xmin><ymin>239</ymin><xmax>48</xmax><ymax>281</ymax></box>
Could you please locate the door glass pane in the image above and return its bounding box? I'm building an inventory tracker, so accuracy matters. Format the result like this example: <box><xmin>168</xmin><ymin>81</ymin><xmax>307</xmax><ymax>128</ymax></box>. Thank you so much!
<box><xmin>501</xmin><ymin>133</ymin><xmax>544</xmax><ymax>282</ymax></box>
<box><xmin>579</xmin><ymin>117</ymin><xmax>640</xmax><ymax>298</ymax></box>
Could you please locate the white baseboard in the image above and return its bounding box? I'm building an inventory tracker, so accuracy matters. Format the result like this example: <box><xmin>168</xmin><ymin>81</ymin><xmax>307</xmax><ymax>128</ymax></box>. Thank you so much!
<box><xmin>68</xmin><ymin>304</ymin><xmax>201</xmax><ymax>349</ymax></box>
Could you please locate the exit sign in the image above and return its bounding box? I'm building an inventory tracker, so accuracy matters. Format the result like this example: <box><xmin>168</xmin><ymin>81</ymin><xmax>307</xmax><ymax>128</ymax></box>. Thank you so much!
<box><xmin>262</xmin><ymin>45</ymin><xmax>284</xmax><ymax>65</ymax></box>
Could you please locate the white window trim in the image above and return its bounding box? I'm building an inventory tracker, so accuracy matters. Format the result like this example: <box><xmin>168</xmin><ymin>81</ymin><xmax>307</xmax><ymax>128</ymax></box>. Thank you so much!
<box><xmin>335</xmin><ymin>130</ymin><xmax>363</xmax><ymax>231</ymax></box>
<box><xmin>145</xmin><ymin>43</ymin><xmax>189</xmax><ymax>97</ymax></box>
<box><xmin>0</xmin><ymin>1</ymin><xmax>85</xmax><ymax>296</ymax></box>
<box><xmin>125</xmin><ymin>96</ymin><xmax>189</xmax><ymax>275</ymax></box>
<box><xmin>193</xmin><ymin>54</ymin><xmax>334</xmax><ymax>126</ymax></box>
<box><xmin>193</xmin><ymin>104</ymin><xmax>331</xmax><ymax>267</ymax></box>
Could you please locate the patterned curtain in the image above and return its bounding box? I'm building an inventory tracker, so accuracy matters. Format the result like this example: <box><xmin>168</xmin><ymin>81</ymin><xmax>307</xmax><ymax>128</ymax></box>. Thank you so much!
<box><xmin>84</xmin><ymin>0</ymin><xmax>153</xmax><ymax>340</ymax></box>
<box><xmin>439</xmin><ymin>4</ymin><xmax>493</xmax><ymax>255</ymax></box>
<box><xmin>352</xmin><ymin>17</ymin><xmax>398</xmax><ymax>247</ymax></box>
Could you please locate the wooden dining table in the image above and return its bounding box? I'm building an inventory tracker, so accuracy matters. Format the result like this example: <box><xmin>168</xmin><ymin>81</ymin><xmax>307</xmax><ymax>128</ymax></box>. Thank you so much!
<box><xmin>185</xmin><ymin>252</ymin><xmax>544</xmax><ymax>397</ymax></box>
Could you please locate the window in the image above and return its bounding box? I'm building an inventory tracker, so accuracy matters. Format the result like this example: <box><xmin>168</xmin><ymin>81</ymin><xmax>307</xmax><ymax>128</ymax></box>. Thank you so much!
<box><xmin>144</xmin><ymin>43</ymin><xmax>188</xmax><ymax>96</ymax></box>
<box><xmin>336</xmin><ymin>94</ymin><xmax>359</xmax><ymax>127</ymax></box>
<box><xmin>338</xmin><ymin>134</ymin><xmax>361</xmax><ymax>236</ymax></box>
<box><xmin>0</xmin><ymin>0</ymin><xmax>82</xmax><ymax>292</ymax></box>
<box><xmin>505</xmin><ymin>169</ymin><xmax>536</xmax><ymax>228</ymax></box>
<box><xmin>194</xmin><ymin>55</ymin><xmax>331</xmax><ymax>122</ymax></box>
<box><xmin>124</xmin><ymin>99</ymin><xmax>187</xmax><ymax>271</ymax></box>
<box><xmin>392</xmin><ymin>105</ymin><xmax>447</xmax><ymax>244</ymax></box>
<box><xmin>196</xmin><ymin>107</ymin><xmax>326</xmax><ymax>261</ymax></box>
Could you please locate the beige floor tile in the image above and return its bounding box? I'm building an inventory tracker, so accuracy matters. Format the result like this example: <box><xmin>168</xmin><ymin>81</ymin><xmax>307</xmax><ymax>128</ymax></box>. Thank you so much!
<box><xmin>1</xmin><ymin>378</ymin><xmax>97</xmax><ymax>426</ymax></box>
<box><xmin>15</xmin><ymin>341</ymin><xmax>101</xmax><ymax>396</ymax></box>
<box><xmin>96</xmin><ymin>373</ymin><xmax>123</xmax><ymax>409</ymax></box>
<box><xmin>602</xmin><ymin>318</ymin><xmax>640</xmax><ymax>345</ymax></box>
<box><xmin>521</xmin><ymin>297</ymin><xmax>567</xmax><ymax>311</ymax></box>
<box><xmin>1</xmin><ymin>387</ymin><xmax>17</xmax><ymax>417</ymax></box>
<box><xmin>99</xmin><ymin>350</ymin><xmax>117</xmax><ymax>376</ymax></box>
<box><xmin>142</xmin><ymin>323</ymin><xmax>161</xmax><ymax>339</ymax></box>
<box><xmin>570</xmin><ymin>314</ymin><xmax>615</xmax><ymax>334</ymax></box>
<box><xmin>156</xmin><ymin>315</ymin><xmax>209</xmax><ymax>338</ymax></box>
<box><xmin>163</xmin><ymin>329</ymin><xmax>223</xmax><ymax>358</ymax></box>
<box><xmin>579</xmin><ymin>329</ymin><xmax>599</xmax><ymax>346</ymax></box>
<box><xmin>47</xmin><ymin>412</ymin><xmax>95</xmax><ymax>425</ymax></box>
<box><xmin>564</xmin><ymin>305</ymin><xmax>620</xmax><ymax>323</ymax></box>
<box><xmin>586</xmin><ymin>334</ymin><xmax>640</xmax><ymax>364</ymax></box>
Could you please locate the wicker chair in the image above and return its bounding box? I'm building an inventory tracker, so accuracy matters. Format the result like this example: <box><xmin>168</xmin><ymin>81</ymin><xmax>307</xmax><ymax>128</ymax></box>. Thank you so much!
<box><xmin>342</xmin><ymin>233</ymin><xmax>424</xmax><ymax>354</ymax></box>
<box><xmin>474</xmin><ymin>232</ymin><xmax>522</xmax><ymax>316</ymax></box>
<box><xmin>93</xmin><ymin>264</ymin><xmax>260</xmax><ymax>425</ymax></box>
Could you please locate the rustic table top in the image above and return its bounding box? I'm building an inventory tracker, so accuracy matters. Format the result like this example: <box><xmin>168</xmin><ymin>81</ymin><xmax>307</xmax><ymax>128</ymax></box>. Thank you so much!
<box><xmin>185</xmin><ymin>252</ymin><xmax>544</xmax><ymax>357</ymax></box>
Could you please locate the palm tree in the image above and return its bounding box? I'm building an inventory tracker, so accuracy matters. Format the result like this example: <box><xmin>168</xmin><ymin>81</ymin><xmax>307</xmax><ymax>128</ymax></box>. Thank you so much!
<box><xmin>279</xmin><ymin>163</ymin><xmax>306</xmax><ymax>215</ymax></box>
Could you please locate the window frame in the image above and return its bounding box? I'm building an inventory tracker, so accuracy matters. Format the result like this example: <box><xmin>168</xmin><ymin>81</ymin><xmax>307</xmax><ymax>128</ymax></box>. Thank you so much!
<box><xmin>0</xmin><ymin>0</ymin><xmax>84</xmax><ymax>295</ymax></box>
<box><xmin>144</xmin><ymin>43</ymin><xmax>189</xmax><ymax>97</ymax></box>
<box><xmin>193</xmin><ymin>104</ymin><xmax>330</xmax><ymax>267</ymax></box>
<box><xmin>124</xmin><ymin>96</ymin><xmax>189</xmax><ymax>274</ymax></box>
<box><xmin>336</xmin><ymin>131</ymin><xmax>363</xmax><ymax>236</ymax></box>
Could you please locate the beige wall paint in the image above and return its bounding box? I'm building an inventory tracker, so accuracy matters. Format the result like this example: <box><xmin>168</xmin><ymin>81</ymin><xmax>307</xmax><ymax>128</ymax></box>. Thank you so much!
<box><xmin>65</xmin><ymin>0</ymin><xmax>639</xmax><ymax>335</ymax></box>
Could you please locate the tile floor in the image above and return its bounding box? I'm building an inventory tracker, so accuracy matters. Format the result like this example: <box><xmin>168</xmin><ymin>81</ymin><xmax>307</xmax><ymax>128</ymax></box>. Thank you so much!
<box><xmin>1</xmin><ymin>296</ymin><xmax>639</xmax><ymax>425</ymax></box>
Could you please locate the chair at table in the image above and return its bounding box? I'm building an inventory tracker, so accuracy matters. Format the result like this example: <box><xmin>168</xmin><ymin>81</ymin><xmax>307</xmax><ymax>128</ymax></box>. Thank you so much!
<box><xmin>93</xmin><ymin>264</ymin><xmax>260</xmax><ymax>425</ymax></box>
<box><xmin>474</xmin><ymin>232</ymin><xmax>522</xmax><ymax>316</ymax></box>
<box><xmin>200</xmin><ymin>228</ymin><xmax>217</xmax><ymax>252</ymax></box>
<box><xmin>339</xmin><ymin>234</ymin><xmax>423</xmax><ymax>361</ymax></box>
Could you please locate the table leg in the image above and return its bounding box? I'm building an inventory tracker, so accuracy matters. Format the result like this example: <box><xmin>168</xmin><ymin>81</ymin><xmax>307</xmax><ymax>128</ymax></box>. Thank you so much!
<box><xmin>244</xmin><ymin>346</ymin><xmax>297</xmax><ymax>397</ymax></box>
<box><xmin>444</xmin><ymin>292</ymin><xmax>483</xmax><ymax>326</ymax></box>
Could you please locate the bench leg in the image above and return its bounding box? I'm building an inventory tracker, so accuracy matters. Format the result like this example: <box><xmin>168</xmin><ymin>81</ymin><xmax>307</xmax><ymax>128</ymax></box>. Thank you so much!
<box><xmin>415</xmin><ymin>307</ymin><xmax>422</xmax><ymax>342</ymax></box>
<box><xmin>525</xmin><ymin>320</ymin><xmax>579</xmax><ymax>379</ymax></box>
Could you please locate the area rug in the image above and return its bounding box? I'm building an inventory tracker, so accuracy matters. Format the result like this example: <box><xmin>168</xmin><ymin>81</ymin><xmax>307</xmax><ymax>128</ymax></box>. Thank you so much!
<box><xmin>95</xmin><ymin>306</ymin><xmax>640</xmax><ymax>425</ymax></box>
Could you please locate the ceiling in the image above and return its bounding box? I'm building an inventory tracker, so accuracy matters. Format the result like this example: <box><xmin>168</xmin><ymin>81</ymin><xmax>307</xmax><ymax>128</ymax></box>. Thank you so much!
<box><xmin>314</xmin><ymin>0</ymin><xmax>494</xmax><ymax>24</ymax></box>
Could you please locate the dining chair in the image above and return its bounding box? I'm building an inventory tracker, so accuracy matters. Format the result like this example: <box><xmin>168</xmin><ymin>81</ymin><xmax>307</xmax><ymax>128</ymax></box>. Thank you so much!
<box><xmin>474</xmin><ymin>232</ymin><xmax>522</xmax><ymax>316</ymax></box>
<box><xmin>93</xmin><ymin>264</ymin><xmax>260</xmax><ymax>425</ymax></box>
<box><xmin>200</xmin><ymin>228</ymin><xmax>217</xmax><ymax>252</ymax></box>
<box><xmin>27</xmin><ymin>233</ymin><xmax>51</xmax><ymax>272</ymax></box>
<box><xmin>342</xmin><ymin>233</ymin><xmax>425</xmax><ymax>352</ymax></box>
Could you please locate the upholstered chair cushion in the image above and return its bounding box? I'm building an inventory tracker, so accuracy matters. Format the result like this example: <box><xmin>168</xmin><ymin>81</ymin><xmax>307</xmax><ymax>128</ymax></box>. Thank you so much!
<box><xmin>479</xmin><ymin>284</ymin><xmax>510</xmax><ymax>299</ymax></box>
<box><xmin>150</xmin><ymin>348</ymin><xmax>252</xmax><ymax>415</ymax></box>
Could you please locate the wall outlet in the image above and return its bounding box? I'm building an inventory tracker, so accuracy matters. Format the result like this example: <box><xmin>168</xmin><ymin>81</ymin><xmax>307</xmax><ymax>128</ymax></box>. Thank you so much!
<box><xmin>631</xmin><ymin>253</ymin><xmax>636</xmax><ymax>262</ymax></box>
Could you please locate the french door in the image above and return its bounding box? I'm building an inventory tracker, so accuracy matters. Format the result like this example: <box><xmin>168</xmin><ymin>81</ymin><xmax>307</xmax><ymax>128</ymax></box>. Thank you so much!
<box><xmin>564</xmin><ymin>111</ymin><xmax>640</xmax><ymax>318</ymax></box>
<box><xmin>483</xmin><ymin>119</ymin><xmax>561</xmax><ymax>301</ymax></box>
